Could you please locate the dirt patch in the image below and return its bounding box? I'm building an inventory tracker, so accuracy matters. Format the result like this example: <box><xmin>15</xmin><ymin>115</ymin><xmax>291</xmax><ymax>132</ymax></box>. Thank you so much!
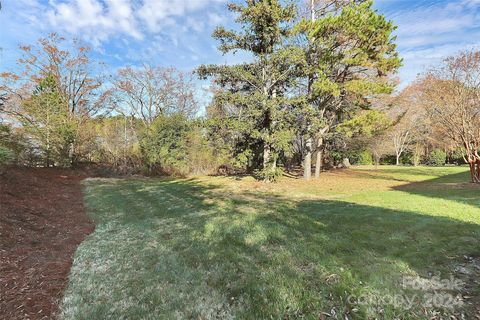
<box><xmin>453</xmin><ymin>256</ymin><xmax>480</xmax><ymax>318</ymax></box>
<box><xmin>0</xmin><ymin>167</ymin><xmax>94</xmax><ymax>320</ymax></box>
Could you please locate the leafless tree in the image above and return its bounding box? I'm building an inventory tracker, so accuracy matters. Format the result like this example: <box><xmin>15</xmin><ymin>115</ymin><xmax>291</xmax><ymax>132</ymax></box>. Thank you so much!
<box><xmin>0</xmin><ymin>33</ymin><xmax>104</xmax><ymax>165</ymax></box>
<box><xmin>111</xmin><ymin>65</ymin><xmax>198</xmax><ymax>127</ymax></box>
<box><xmin>385</xmin><ymin>84</ymin><xmax>427</xmax><ymax>165</ymax></box>
<box><xmin>419</xmin><ymin>51</ymin><xmax>480</xmax><ymax>182</ymax></box>
<box><xmin>1</xmin><ymin>33</ymin><xmax>103</xmax><ymax>117</ymax></box>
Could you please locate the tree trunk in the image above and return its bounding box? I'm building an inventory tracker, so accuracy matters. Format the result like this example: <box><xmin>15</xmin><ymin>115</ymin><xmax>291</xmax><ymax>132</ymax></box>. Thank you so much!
<box><xmin>315</xmin><ymin>150</ymin><xmax>322</xmax><ymax>178</ymax></box>
<box><xmin>46</xmin><ymin>150</ymin><xmax>50</xmax><ymax>168</ymax></box>
<box><xmin>469</xmin><ymin>158</ymin><xmax>480</xmax><ymax>183</ymax></box>
<box><xmin>396</xmin><ymin>153</ymin><xmax>400</xmax><ymax>166</ymax></box>
<box><xmin>477</xmin><ymin>164</ymin><xmax>480</xmax><ymax>182</ymax></box>
<box><xmin>69</xmin><ymin>142</ymin><xmax>75</xmax><ymax>167</ymax></box>
<box><xmin>314</xmin><ymin>137</ymin><xmax>323</xmax><ymax>178</ymax></box>
<box><xmin>46</xmin><ymin>138</ymin><xmax>51</xmax><ymax>168</ymax></box>
<box><xmin>46</xmin><ymin>114</ymin><xmax>51</xmax><ymax>167</ymax></box>
<box><xmin>263</xmin><ymin>143</ymin><xmax>270</xmax><ymax>170</ymax></box>
<box><xmin>476</xmin><ymin>158</ymin><xmax>480</xmax><ymax>182</ymax></box>
<box><xmin>469</xmin><ymin>161</ymin><xmax>476</xmax><ymax>183</ymax></box>
<box><xmin>373</xmin><ymin>152</ymin><xmax>380</xmax><ymax>168</ymax></box>
<box><xmin>304</xmin><ymin>137</ymin><xmax>312</xmax><ymax>180</ymax></box>
<box><xmin>304</xmin><ymin>0</ymin><xmax>315</xmax><ymax>180</ymax></box>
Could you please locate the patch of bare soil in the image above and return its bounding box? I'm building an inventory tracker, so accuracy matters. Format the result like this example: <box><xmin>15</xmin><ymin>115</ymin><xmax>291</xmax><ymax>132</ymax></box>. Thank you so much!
<box><xmin>453</xmin><ymin>256</ymin><xmax>480</xmax><ymax>319</ymax></box>
<box><xmin>0</xmin><ymin>167</ymin><xmax>94</xmax><ymax>320</ymax></box>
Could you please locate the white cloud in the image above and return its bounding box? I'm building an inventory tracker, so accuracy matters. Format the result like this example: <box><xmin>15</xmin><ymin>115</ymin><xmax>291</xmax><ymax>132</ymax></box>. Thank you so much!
<box><xmin>208</xmin><ymin>12</ymin><xmax>225</xmax><ymax>26</ymax></box>
<box><xmin>463</xmin><ymin>0</ymin><xmax>480</xmax><ymax>6</ymax></box>
<box><xmin>185</xmin><ymin>17</ymin><xmax>205</xmax><ymax>33</ymax></box>
<box><xmin>393</xmin><ymin>1</ymin><xmax>478</xmax><ymax>47</ymax></box>
<box><xmin>383</xmin><ymin>0</ymin><xmax>480</xmax><ymax>86</ymax></box>
<box><xmin>137</xmin><ymin>0</ymin><xmax>225</xmax><ymax>32</ymax></box>
<box><xmin>6</xmin><ymin>0</ymin><xmax>477</xmax><ymax>89</ymax></box>
<box><xmin>37</xmin><ymin>0</ymin><xmax>227</xmax><ymax>47</ymax></box>
<box><xmin>46</xmin><ymin>0</ymin><xmax>142</xmax><ymax>46</ymax></box>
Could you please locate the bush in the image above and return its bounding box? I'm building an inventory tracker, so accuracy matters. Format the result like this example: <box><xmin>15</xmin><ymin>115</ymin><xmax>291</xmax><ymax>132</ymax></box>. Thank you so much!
<box><xmin>0</xmin><ymin>124</ymin><xmax>29</xmax><ymax>166</ymax></box>
<box><xmin>139</xmin><ymin>115</ymin><xmax>224</xmax><ymax>176</ymax></box>
<box><xmin>410</xmin><ymin>144</ymin><xmax>423</xmax><ymax>166</ymax></box>
<box><xmin>400</xmin><ymin>152</ymin><xmax>414</xmax><ymax>166</ymax></box>
<box><xmin>357</xmin><ymin>150</ymin><xmax>373</xmax><ymax>165</ymax></box>
<box><xmin>411</xmin><ymin>151</ymin><xmax>422</xmax><ymax>166</ymax></box>
<box><xmin>447</xmin><ymin>149</ymin><xmax>465</xmax><ymax>165</ymax></box>
<box><xmin>427</xmin><ymin>149</ymin><xmax>446</xmax><ymax>166</ymax></box>
<box><xmin>140</xmin><ymin>114</ymin><xmax>190</xmax><ymax>175</ymax></box>
<box><xmin>0</xmin><ymin>146</ymin><xmax>15</xmax><ymax>165</ymax></box>
<box><xmin>380</xmin><ymin>153</ymin><xmax>413</xmax><ymax>165</ymax></box>
<box><xmin>185</xmin><ymin>125</ymin><xmax>227</xmax><ymax>175</ymax></box>
<box><xmin>380</xmin><ymin>154</ymin><xmax>396</xmax><ymax>165</ymax></box>
<box><xmin>255</xmin><ymin>166</ymin><xmax>284</xmax><ymax>182</ymax></box>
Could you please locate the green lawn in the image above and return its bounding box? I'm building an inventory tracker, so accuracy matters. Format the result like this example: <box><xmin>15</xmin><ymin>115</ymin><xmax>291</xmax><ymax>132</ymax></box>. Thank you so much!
<box><xmin>60</xmin><ymin>166</ymin><xmax>480</xmax><ymax>319</ymax></box>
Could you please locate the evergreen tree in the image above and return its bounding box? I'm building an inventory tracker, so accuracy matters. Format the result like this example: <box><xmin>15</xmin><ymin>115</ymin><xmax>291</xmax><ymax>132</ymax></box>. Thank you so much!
<box><xmin>198</xmin><ymin>0</ymin><xmax>303</xmax><ymax>181</ymax></box>
<box><xmin>296</xmin><ymin>0</ymin><xmax>401</xmax><ymax>178</ymax></box>
<box><xmin>21</xmin><ymin>75</ymin><xmax>76</xmax><ymax>166</ymax></box>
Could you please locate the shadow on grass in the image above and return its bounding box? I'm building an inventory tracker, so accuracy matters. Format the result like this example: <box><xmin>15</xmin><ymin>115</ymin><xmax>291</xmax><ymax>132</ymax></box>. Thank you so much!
<box><xmin>392</xmin><ymin>170</ymin><xmax>480</xmax><ymax>209</ymax></box>
<box><xmin>63</xmin><ymin>177</ymin><xmax>480</xmax><ymax>320</ymax></box>
<box><xmin>339</xmin><ymin>166</ymin><xmax>469</xmax><ymax>183</ymax></box>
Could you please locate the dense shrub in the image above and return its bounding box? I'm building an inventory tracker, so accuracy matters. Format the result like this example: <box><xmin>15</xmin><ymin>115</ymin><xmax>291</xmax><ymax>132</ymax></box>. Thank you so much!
<box><xmin>0</xmin><ymin>124</ymin><xmax>29</xmax><ymax>165</ymax></box>
<box><xmin>379</xmin><ymin>153</ymin><xmax>413</xmax><ymax>165</ymax></box>
<box><xmin>255</xmin><ymin>166</ymin><xmax>284</xmax><ymax>182</ymax></box>
<box><xmin>447</xmin><ymin>149</ymin><xmax>465</xmax><ymax>165</ymax></box>
<box><xmin>400</xmin><ymin>152</ymin><xmax>414</xmax><ymax>165</ymax></box>
<box><xmin>427</xmin><ymin>149</ymin><xmax>446</xmax><ymax>166</ymax></box>
<box><xmin>139</xmin><ymin>114</ymin><xmax>190</xmax><ymax>175</ymax></box>
<box><xmin>138</xmin><ymin>115</ymin><xmax>225</xmax><ymax>176</ymax></box>
<box><xmin>85</xmin><ymin>116</ymin><xmax>143</xmax><ymax>174</ymax></box>
<box><xmin>357</xmin><ymin>150</ymin><xmax>373</xmax><ymax>165</ymax></box>
<box><xmin>0</xmin><ymin>146</ymin><xmax>15</xmax><ymax>165</ymax></box>
<box><xmin>184</xmin><ymin>124</ymin><xmax>229</xmax><ymax>175</ymax></box>
<box><xmin>410</xmin><ymin>144</ymin><xmax>423</xmax><ymax>166</ymax></box>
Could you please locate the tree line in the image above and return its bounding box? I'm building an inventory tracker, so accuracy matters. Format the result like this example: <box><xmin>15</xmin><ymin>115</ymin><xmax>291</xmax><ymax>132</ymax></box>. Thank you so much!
<box><xmin>1</xmin><ymin>0</ymin><xmax>478</xmax><ymax>183</ymax></box>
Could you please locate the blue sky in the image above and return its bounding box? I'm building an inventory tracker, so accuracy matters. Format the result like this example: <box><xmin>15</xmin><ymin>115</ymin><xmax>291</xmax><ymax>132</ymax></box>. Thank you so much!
<box><xmin>1</xmin><ymin>0</ymin><xmax>480</xmax><ymax>89</ymax></box>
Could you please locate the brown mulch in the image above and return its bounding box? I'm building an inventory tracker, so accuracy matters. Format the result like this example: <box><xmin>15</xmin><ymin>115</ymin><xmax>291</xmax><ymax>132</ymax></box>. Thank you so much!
<box><xmin>0</xmin><ymin>167</ymin><xmax>94</xmax><ymax>320</ymax></box>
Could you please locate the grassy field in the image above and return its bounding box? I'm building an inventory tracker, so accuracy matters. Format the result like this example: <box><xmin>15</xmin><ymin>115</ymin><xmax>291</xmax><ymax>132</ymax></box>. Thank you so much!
<box><xmin>60</xmin><ymin>166</ymin><xmax>480</xmax><ymax>319</ymax></box>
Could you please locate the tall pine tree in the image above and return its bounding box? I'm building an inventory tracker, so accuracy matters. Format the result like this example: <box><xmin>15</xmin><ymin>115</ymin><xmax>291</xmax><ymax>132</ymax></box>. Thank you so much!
<box><xmin>296</xmin><ymin>0</ymin><xmax>401</xmax><ymax>178</ymax></box>
<box><xmin>198</xmin><ymin>0</ymin><xmax>302</xmax><ymax>181</ymax></box>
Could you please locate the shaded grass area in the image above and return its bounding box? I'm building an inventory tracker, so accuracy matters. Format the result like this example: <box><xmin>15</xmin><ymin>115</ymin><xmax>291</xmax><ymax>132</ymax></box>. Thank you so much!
<box><xmin>60</xmin><ymin>166</ymin><xmax>480</xmax><ymax>319</ymax></box>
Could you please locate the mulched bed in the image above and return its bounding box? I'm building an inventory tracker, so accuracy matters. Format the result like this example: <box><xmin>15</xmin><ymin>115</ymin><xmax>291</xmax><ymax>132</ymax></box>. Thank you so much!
<box><xmin>0</xmin><ymin>167</ymin><xmax>94</xmax><ymax>320</ymax></box>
